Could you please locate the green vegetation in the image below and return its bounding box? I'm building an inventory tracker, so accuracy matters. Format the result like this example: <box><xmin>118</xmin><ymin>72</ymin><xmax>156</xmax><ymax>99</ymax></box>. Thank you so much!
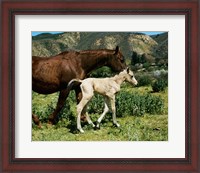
<box><xmin>32</xmin><ymin>86</ymin><xmax>168</xmax><ymax>141</ymax></box>
<box><xmin>152</xmin><ymin>79</ymin><xmax>168</xmax><ymax>92</ymax></box>
<box><xmin>135</xmin><ymin>74</ymin><xmax>153</xmax><ymax>87</ymax></box>
<box><xmin>32</xmin><ymin>114</ymin><xmax>168</xmax><ymax>141</ymax></box>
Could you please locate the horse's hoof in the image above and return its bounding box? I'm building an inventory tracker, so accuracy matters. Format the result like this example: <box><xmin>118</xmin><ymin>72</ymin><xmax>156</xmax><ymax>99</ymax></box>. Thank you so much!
<box><xmin>38</xmin><ymin>122</ymin><xmax>42</xmax><ymax>128</ymax></box>
<box><xmin>47</xmin><ymin>120</ymin><xmax>53</xmax><ymax>125</ymax></box>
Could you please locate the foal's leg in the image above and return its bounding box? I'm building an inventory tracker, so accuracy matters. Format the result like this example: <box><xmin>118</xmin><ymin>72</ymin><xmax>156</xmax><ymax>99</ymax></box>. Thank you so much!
<box><xmin>76</xmin><ymin>87</ymin><xmax>94</xmax><ymax>133</ymax></box>
<box><xmin>82</xmin><ymin>104</ymin><xmax>95</xmax><ymax>127</ymax></box>
<box><xmin>86</xmin><ymin>113</ymin><xmax>95</xmax><ymax>127</ymax></box>
<box><xmin>110</xmin><ymin>96</ymin><xmax>120</xmax><ymax>127</ymax></box>
<box><xmin>77</xmin><ymin>98</ymin><xmax>91</xmax><ymax>133</ymax></box>
<box><xmin>95</xmin><ymin>96</ymin><xmax>110</xmax><ymax>129</ymax></box>
<box><xmin>75</xmin><ymin>86</ymin><xmax>87</xmax><ymax>121</ymax></box>
<box><xmin>48</xmin><ymin>89</ymin><xmax>69</xmax><ymax>124</ymax></box>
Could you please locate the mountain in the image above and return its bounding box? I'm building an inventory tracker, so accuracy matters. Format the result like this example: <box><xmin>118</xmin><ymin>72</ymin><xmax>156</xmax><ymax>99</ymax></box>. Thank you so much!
<box><xmin>151</xmin><ymin>32</ymin><xmax>168</xmax><ymax>59</ymax></box>
<box><xmin>32</xmin><ymin>32</ymin><xmax>166</xmax><ymax>56</ymax></box>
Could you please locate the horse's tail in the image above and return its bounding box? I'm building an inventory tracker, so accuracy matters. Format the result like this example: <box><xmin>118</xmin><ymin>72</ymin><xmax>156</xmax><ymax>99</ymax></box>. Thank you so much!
<box><xmin>67</xmin><ymin>78</ymin><xmax>82</xmax><ymax>91</ymax></box>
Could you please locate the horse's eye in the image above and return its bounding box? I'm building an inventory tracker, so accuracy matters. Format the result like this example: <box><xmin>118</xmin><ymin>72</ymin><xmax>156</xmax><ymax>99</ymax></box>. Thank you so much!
<box><xmin>120</xmin><ymin>57</ymin><xmax>125</xmax><ymax>63</ymax></box>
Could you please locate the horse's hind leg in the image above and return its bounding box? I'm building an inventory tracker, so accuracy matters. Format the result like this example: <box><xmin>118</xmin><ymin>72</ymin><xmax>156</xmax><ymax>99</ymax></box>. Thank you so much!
<box><xmin>32</xmin><ymin>114</ymin><xmax>41</xmax><ymax>128</ymax></box>
<box><xmin>48</xmin><ymin>89</ymin><xmax>69</xmax><ymax>124</ymax></box>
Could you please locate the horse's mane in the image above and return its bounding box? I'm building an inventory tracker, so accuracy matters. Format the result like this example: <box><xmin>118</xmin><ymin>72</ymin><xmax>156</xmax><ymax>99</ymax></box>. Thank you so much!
<box><xmin>79</xmin><ymin>49</ymin><xmax>114</xmax><ymax>55</ymax></box>
<box><xmin>58</xmin><ymin>49</ymin><xmax>115</xmax><ymax>56</ymax></box>
<box><xmin>58</xmin><ymin>50</ymin><xmax>71</xmax><ymax>55</ymax></box>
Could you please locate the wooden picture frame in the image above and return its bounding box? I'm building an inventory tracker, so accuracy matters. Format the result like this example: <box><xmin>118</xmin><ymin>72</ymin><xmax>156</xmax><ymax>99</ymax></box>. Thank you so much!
<box><xmin>1</xmin><ymin>0</ymin><xmax>199</xmax><ymax>172</ymax></box>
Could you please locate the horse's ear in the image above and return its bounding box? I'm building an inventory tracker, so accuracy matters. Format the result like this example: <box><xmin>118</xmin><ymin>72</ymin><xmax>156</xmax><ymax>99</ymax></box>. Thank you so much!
<box><xmin>114</xmin><ymin>46</ymin><xmax>120</xmax><ymax>54</ymax></box>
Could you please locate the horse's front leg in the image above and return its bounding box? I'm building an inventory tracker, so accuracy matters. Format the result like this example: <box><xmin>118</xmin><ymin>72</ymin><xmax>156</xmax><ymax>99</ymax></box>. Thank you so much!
<box><xmin>110</xmin><ymin>96</ymin><xmax>120</xmax><ymax>127</ymax></box>
<box><xmin>48</xmin><ymin>89</ymin><xmax>69</xmax><ymax>125</ymax></box>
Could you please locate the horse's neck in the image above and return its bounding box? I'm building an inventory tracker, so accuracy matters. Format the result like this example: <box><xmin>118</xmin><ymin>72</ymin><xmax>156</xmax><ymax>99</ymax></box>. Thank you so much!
<box><xmin>113</xmin><ymin>74</ymin><xmax>125</xmax><ymax>85</ymax></box>
<box><xmin>80</xmin><ymin>51</ymin><xmax>110</xmax><ymax>74</ymax></box>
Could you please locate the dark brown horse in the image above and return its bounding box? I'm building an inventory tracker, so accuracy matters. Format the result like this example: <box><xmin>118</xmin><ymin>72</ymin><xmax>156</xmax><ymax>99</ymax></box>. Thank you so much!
<box><xmin>32</xmin><ymin>46</ymin><xmax>126</xmax><ymax>125</ymax></box>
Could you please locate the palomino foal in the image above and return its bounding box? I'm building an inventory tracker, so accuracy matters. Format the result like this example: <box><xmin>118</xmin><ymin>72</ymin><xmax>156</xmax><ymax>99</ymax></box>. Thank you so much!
<box><xmin>68</xmin><ymin>68</ymin><xmax>138</xmax><ymax>133</ymax></box>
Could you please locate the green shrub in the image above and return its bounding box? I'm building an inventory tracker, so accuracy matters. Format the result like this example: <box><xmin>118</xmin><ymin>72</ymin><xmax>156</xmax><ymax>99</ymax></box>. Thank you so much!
<box><xmin>87</xmin><ymin>91</ymin><xmax>165</xmax><ymax>117</ymax></box>
<box><xmin>152</xmin><ymin>79</ymin><xmax>167</xmax><ymax>92</ymax></box>
<box><xmin>87</xmin><ymin>94</ymin><xmax>104</xmax><ymax>114</ymax></box>
<box><xmin>32</xmin><ymin>90</ymin><xmax>165</xmax><ymax>122</ymax></box>
<box><xmin>144</xmin><ymin>94</ymin><xmax>165</xmax><ymax>114</ymax></box>
<box><xmin>135</xmin><ymin>74</ymin><xmax>152</xmax><ymax>87</ymax></box>
<box><xmin>32</xmin><ymin>92</ymin><xmax>75</xmax><ymax>122</ymax></box>
<box><xmin>116</xmin><ymin>92</ymin><xmax>164</xmax><ymax>117</ymax></box>
<box><xmin>89</xmin><ymin>67</ymin><xmax>113</xmax><ymax>78</ymax></box>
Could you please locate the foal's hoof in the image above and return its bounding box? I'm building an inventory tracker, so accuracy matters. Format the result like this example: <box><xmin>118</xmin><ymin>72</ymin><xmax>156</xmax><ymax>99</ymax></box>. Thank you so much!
<box><xmin>94</xmin><ymin>125</ymin><xmax>100</xmax><ymax>130</ymax></box>
<box><xmin>113</xmin><ymin>123</ymin><xmax>120</xmax><ymax>128</ymax></box>
<box><xmin>78</xmin><ymin>129</ymin><xmax>84</xmax><ymax>133</ymax></box>
<box><xmin>94</xmin><ymin>122</ymin><xmax>100</xmax><ymax>130</ymax></box>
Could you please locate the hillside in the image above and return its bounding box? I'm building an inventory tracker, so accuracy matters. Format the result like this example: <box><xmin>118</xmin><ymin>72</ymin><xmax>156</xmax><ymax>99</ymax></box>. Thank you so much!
<box><xmin>32</xmin><ymin>32</ymin><xmax>168</xmax><ymax>73</ymax></box>
<box><xmin>32</xmin><ymin>32</ymin><xmax>166</xmax><ymax>56</ymax></box>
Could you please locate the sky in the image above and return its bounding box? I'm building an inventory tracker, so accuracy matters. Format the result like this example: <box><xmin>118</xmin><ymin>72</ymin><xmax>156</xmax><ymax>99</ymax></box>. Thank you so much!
<box><xmin>32</xmin><ymin>31</ymin><xmax>165</xmax><ymax>36</ymax></box>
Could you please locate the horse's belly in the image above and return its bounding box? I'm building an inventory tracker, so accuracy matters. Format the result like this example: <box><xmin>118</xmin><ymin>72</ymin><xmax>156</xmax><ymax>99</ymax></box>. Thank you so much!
<box><xmin>32</xmin><ymin>79</ymin><xmax>60</xmax><ymax>94</ymax></box>
<box><xmin>32</xmin><ymin>58</ymin><xmax>62</xmax><ymax>94</ymax></box>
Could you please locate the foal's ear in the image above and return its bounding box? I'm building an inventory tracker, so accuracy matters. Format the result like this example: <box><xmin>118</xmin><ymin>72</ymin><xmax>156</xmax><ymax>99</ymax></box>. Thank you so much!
<box><xmin>126</xmin><ymin>67</ymin><xmax>130</xmax><ymax>73</ymax></box>
<box><xmin>114</xmin><ymin>46</ymin><xmax>120</xmax><ymax>54</ymax></box>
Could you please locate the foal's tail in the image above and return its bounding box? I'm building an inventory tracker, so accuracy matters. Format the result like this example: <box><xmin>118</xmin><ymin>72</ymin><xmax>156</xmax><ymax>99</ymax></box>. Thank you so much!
<box><xmin>67</xmin><ymin>78</ymin><xmax>82</xmax><ymax>91</ymax></box>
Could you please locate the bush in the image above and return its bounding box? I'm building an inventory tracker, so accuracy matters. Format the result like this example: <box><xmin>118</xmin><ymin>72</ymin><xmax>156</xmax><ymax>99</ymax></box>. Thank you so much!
<box><xmin>87</xmin><ymin>91</ymin><xmax>165</xmax><ymax>117</ymax></box>
<box><xmin>135</xmin><ymin>74</ymin><xmax>152</xmax><ymax>87</ymax></box>
<box><xmin>32</xmin><ymin>90</ymin><xmax>165</xmax><ymax>123</ymax></box>
<box><xmin>116</xmin><ymin>91</ymin><xmax>164</xmax><ymax>116</ymax></box>
<box><xmin>89</xmin><ymin>67</ymin><xmax>113</xmax><ymax>78</ymax></box>
<box><xmin>32</xmin><ymin>92</ymin><xmax>75</xmax><ymax>122</ymax></box>
<box><xmin>152</xmin><ymin>79</ymin><xmax>167</xmax><ymax>92</ymax></box>
<box><xmin>87</xmin><ymin>94</ymin><xmax>104</xmax><ymax>114</ymax></box>
<box><xmin>152</xmin><ymin>69</ymin><xmax>168</xmax><ymax>92</ymax></box>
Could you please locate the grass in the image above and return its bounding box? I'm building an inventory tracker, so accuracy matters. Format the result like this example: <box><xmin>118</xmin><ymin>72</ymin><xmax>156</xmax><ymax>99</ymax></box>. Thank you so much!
<box><xmin>32</xmin><ymin>114</ymin><xmax>168</xmax><ymax>141</ymax></box>
<box><xmin>32</xmin><ymin>86</ymin><xmax>168</xmax><ymax>141</ymax></box>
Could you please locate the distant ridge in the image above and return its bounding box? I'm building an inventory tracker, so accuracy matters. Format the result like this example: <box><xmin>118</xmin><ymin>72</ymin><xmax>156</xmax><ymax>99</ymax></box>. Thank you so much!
<box><xmin>32</xmin><ymin>32</ymin><xmax>168</xmax><ymax>61</ymax></box>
